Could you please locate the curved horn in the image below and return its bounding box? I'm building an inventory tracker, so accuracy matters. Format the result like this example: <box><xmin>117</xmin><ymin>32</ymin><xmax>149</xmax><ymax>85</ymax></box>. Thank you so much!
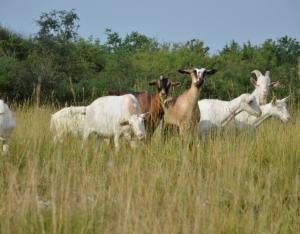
<box><xmin>251</xmin><ymin>70</ymin><xmax>262</xmax><ymax>79</ymax></box>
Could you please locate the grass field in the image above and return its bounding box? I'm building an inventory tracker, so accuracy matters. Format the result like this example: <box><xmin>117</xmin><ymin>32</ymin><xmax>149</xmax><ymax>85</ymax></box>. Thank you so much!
<box><xmin>0</xmin><ymin>105</ymin><xmax>299</xmax><ymax>233</ymax></box>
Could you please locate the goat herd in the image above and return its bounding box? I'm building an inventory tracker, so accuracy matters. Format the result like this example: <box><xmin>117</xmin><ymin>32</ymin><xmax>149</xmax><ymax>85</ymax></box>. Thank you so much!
<box><xmin>0</xmin><ymin>68</ymin><xmax>291</xmax><ymax>153</ymax></box>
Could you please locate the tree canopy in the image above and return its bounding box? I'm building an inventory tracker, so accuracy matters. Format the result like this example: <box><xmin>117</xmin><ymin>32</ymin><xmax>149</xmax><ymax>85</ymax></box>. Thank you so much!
<box><xmin>0</xmin><ymin>9</ymin><xmax>299</xmax><ymax>106</ymax></box>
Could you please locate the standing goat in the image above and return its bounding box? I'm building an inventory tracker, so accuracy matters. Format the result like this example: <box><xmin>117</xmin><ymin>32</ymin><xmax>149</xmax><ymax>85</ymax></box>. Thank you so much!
<box><xmin>0</xmin><ymin>100</ymin><xmax>15</xmax><ymax>154</ymax></box>
<box><xmin>108</xmin><ymin>76</ymin><xmax>181</xmax><ymax>136</ymax></box>
<box><xmin>144</xmin><ymin>76</ymin><xmax>181</xmax><ymax>134</ymax></box>
<box><xmin>163</xmin><ymin>68</ymin><xmax>217</xmax><ymax>136</ymax></box>
<box><xmin>250</xmin><ymin>70</ymin><xmax>280</xmax><ymax>105</ymax></box>
<box><xmin>198</xmin><ymin>94</ymin><xmax>261</xmax><ymax>137</ymax></box>
<box><xmin>82</xmin><ymin>94</ymin><xmax>148</xmax><ymax>149</ymax></box>
<box><xmin>232</xmin><ymin>96</ymin><xmax>290</xmax><ymax>129</ymax></box>
<box><xmin>50</xmin><ymin>106</ymin><xmax>86</xmax><ymax>141</ymax></box>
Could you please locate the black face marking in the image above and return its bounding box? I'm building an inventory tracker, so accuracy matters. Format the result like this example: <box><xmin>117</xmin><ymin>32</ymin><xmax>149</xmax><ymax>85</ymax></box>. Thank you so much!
<box><xmin>193</xmin><ymin>70</ymin><xmax>198</xmax><ymax>77</ymax></box>
<box><xmin>194</xmin><ymin>79</ymin><xmax>204</xmax><ymax>88</ymax></box>
<box><xmin>158</xmin><ymin>77</ymin><xmax>171</xmax><ymax>97</ymax></box>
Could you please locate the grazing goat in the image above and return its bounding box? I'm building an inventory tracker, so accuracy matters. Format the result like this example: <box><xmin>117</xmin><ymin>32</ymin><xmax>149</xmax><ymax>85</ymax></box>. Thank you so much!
<box><xmin>82</xmin><ymin>94</ymin><xmax>148</xmax><ymax>149</ymax></box>
<box><xmin>232</xmin><ymin>96</ymin><xmax>290</xmax><ymax>129</ymax></box>
<box><xmin>0</xmin><ymin>100</ymin><xmax>15</xmax><ymax>154</ymax></box>
<box><xmin>108</xmin><ymin>76</ymin><xmax>181</xmax><ymax>135</ymax></box>
<box><xmin>198</xmin><ymin>94</ymin><xmax>262</xmax><ymax>136</ymax></box>
<box><xmin>250</xmin><ymin>70</ymin><xmax>280</xmax><ymax>105</ymax></box>
<box><xmin>50</xmin><ymin>106</ymin><xmax>86</xmax><ymax>141</ymax></box>
<box><xmin>163</xmin><ymin>68</ymin><xmax>217</xmax><ymax>136</ymax></box>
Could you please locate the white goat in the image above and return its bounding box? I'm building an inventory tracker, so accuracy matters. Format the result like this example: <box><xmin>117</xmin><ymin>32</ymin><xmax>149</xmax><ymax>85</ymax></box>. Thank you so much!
<box><xmin>50</xmin><ymin>106</ymin><xmax>86</xmax><ymax>141</ymax></box>
<box><xmin>82</xmin><ymin>94</ymin><xmax>147</xmax><ymax>149</ymax></box>
<box><xmin>250</xmin><ymin>70</ymin><xmax>280</xmax><ymax>105</ymax></box>
<box><xmin>0</xmin><ymin>100</ymin><xmax>16</xmax><ymax>154</ymax></box>
<box><xmin>232</xmin><ymin>96</ymin><xmax>290</xmax><ymax>129</ymax></box>
<box><xmin>198</xmin><ymin>94</ymin><xmax>261</xmax><ymax>136</ymax></box>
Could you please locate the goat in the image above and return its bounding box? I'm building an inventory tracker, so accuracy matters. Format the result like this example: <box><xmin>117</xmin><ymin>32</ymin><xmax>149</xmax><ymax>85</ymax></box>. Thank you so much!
<box><xmin>82</xmin><ymin>94</ymin><xmax>148</xmax><ymax>149</ymax></box>
<box><xmin>0</xmin><ymin>100</ymin><xmax>15</xmax><ymax>154</ymax></box>
<box><xmin>108</xmin><ymin>76</ymin><xmax>180</xmax><ymax>135</ymax></box>
<box><xmin>250</xmin><ymin>70</ymin><xmax>280</xmax><ymax>105</ymax></box>
<box><xmin>163</xmin><ymin>68</ymin><xmax>217</xmax><ymax>136</ymax></box>
<box><xmin>198</xmin><ymin>94</ymin><xmax>262</xmax><ymax>137</ymax></box>
<box><xmin>232</xmin><ymin>96</ymin><xmax>290</xmax><ymax>129</ymax></box>
<box><xmin>50</xmin><ymin>106</ymin><xmax>86</xmax><ymax>141</ymax></box>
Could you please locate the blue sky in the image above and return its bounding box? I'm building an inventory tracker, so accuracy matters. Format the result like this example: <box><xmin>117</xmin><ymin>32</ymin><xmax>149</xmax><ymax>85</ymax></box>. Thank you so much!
<box><xmin>0</xmin><ymin>0</ymin><xmax>299</xmax><ymax>54</ymax></box>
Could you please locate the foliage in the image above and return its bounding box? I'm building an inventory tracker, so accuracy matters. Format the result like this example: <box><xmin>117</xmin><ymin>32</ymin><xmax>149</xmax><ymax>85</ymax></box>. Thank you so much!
<box><xmin>0</xmin><ymin>10</ymin><xmax>299</xmax><ymax>105</ymax></box>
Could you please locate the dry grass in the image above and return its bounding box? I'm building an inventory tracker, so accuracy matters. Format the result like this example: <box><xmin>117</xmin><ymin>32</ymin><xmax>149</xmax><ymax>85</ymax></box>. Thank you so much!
<box><xmin>0</xmin><ymin>105</ymin><xmax>299</xmax><ymax>233</ymax></box>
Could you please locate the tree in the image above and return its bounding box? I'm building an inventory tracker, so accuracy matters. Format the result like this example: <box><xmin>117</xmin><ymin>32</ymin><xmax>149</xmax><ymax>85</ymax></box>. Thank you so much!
<box><xmin>275</xmin><ymin>36</ymin><xmax>300</xmax><ymax>65</ymax></box>
<box><xmin>32</xmin><ymin>9</ymin><xmax>80</xmax><ymax>106</ymax></box>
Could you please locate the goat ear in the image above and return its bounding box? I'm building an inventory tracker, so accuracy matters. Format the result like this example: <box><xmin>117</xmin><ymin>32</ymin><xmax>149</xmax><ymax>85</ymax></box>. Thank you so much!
<box><xmin>271</xmin><ymin>96</ymin><xmax>277</xmax><ymax>106</ymax></box>
<box><xmin>178</xmin><ymin>69</ymin><xmax>193</xmax><ymax>74</ymax></box>
<box><xmin>265</xmin><ymin>71</ymin><xmax>270</xmax><ymax>77</ymax></box>
<box><xmin>270</xmin><ymin>81</ymin><xmax>281</xmax><ymax>88</ymax></box>
<box><xmin>206</xmin><ymin>69</ymin><xmax>217</xmax><ymax>75</ymax></box>
<box><xmin>149</xmin><ymin>80</ymin><xmax>158</xmax><ymax>86</ymax></box>
<box><xmin>171</xmin><ymin>82</ymin><xmax>181</xmax><ymax>88</ymax></box>
<box><xmin>120</xmin><ymin>120</ymin><xmax>129</xmax><ymax>126</ymax></box>
<box><xmin>250</xmin><ymin>77</ymin><xmax>257</xmax><ymax>87</ymax></box>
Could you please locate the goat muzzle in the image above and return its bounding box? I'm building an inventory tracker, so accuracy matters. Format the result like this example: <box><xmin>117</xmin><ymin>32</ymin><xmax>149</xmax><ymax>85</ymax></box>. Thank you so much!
<box><xmin>137</xmin><ymin>133</ymin><xmax>146</xmax><ymax>140</ymax></box>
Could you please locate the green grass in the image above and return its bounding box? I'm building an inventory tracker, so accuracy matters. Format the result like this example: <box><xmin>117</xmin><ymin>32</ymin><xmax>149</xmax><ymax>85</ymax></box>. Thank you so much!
<box><xmin>0</xmin><ymin>105</ymin><xmax>299</xmax><ymax>233</ymax></box>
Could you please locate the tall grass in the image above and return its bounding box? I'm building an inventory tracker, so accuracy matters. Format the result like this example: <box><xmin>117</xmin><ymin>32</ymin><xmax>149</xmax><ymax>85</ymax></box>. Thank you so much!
<box><xmin>0</xmin><ymin>105</ymin><xmax>299</xmax><ymax>233</ymax></box>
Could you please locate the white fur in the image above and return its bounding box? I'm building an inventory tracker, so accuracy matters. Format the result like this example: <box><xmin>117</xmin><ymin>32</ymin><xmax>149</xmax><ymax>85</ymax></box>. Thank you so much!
<box><xmin>82</xmin><ymin>94</ymin><xmax>146</xmax><ymax>149</ymax></box>
<box><xmin>198</xmin><ymin>94</ymin><xmax>261</xmax><ymax>136</ymax></box>
<box><xmin>232</xmin><ymin>97</ymin><xmax>290</xmax><ymax>129</ymax></box>
<box><xmin>50</xmin><ymin>106</ymin><xmax>86</xmax><ymax>141</ymax></box>
<box><xmin>251</xmin><ymin>70</ymin><xmax>278</xmax><ymax>105</ymax></box>
<box><xmin>0</xmin><ymin>100</ymin><xmax>15</xmax><ymax>154</ymax></box>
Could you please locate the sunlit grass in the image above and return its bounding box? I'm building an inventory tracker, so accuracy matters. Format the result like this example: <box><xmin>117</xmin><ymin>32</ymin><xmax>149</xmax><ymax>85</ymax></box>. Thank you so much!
<box><xmin>0</xmin><ymin>105</ymin><xmax>299</xmax><ymax>233</ymax></box>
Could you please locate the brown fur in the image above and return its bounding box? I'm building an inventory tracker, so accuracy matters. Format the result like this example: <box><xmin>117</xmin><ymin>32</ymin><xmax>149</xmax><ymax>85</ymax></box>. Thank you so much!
<box><xmin>135</xmin><ymin>92</ymin><xmax>164</xmax><ymax>134</ymax></box>
<box><xmin>164</xmin><ymin>85</ymin><xmax>200</xmax><ymax>135</ymax></box>
<box><xmin>163</xmin><ymin>68</ymin><xmax>217</xmax><ymax>136</ymax></box>
<box><xmin>107</xmin><ymin>78</ymin><xmax>180</xmax><ymax>135</ymax></box>
<box><xmin>126</xmin><ymin>95</ymin><xmax>140</xmax><ymax>115</ymax></box>
<box><xmin>107</xmin><ymin>92</ymin><xmax>165</xmax><ymax>134</ymax></box>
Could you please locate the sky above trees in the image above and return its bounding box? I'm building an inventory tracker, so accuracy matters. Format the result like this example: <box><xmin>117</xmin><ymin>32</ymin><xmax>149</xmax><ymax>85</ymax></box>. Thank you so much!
<box><xmin>1</xmin><ymin>0</ymin><xmax>299</xmax><ymax>53</ymax></box>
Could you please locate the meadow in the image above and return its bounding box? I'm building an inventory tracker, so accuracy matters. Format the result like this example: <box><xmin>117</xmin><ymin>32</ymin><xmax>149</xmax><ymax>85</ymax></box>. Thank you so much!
<box><xmin>0</xmin><ymin>105</ymin><xmax>299</xmax><ymax>233</ymax></box>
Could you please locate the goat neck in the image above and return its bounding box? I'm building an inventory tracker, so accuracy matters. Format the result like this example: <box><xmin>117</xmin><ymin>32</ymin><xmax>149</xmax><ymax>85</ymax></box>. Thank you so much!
<box><xmin>251</xmin><ymin>89</ymin><xmax>260</xmax><ymax>105</ymax></box>
<box><xmin>252</xmin><ymin>104</ymin><xmax>271</xmax><ymax>127</ymax></box>
<box><xmin>185</xmin><ymin>80</ymin><xmax>202</xmax><ymax>105</ymax></box>
<box><xmin>221</xmin><ymin>96</ymin><xmax>244</xmax><ymax>127</ymax></box>
<box><xmin>150</xmin><ymin>92</ymin><xmax>164</xmax><ymax>121</ymax></box>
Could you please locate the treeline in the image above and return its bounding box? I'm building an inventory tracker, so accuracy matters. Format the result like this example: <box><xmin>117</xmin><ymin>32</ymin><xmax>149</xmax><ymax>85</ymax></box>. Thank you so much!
<box><xmin>0</xmin><ymin>9</ymin><xmax>300</xmax><ymax>106</ymax></box>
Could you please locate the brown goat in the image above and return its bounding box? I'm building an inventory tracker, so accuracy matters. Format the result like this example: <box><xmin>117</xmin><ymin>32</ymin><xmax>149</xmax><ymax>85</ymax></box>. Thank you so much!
<box><xmin>108</xmin><ymin>76</ymin><xmax>181</xmax><ymax>135</ymax></box>
<box><xmin>163</xmin><ymin>68</ymin><xmax>217</xmax><ymax>136</ymax></box>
